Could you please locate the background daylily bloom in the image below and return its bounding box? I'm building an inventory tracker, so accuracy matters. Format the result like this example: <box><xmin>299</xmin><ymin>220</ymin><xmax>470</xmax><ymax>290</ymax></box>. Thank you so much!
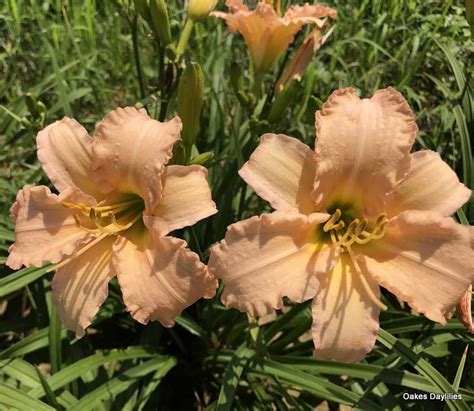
<box><xmin>212</xmin><ymin>0</ymin><xmax>337</xmax><ymax>74</ymax></box>
<box><xmin>209</xmin><ymin>87</ymin><xmax>474</xmax><ymax>362</ymax></box>
<box><xmin>188</xmin><ymin>0</ymin><xmax>218</xmax><ymax>21</ymax></box>
<box><xmin>7</xmin><ymin>108</ymin><xmax>218</xmax><ymax>337</ymax></box>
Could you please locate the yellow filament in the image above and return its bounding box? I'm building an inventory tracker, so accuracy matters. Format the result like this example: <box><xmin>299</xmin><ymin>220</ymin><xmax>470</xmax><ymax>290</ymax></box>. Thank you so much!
<box><xmin>347</xmin><ymin>247</ymin><xmax>387</xmax><ymax>311</ymax></box>
<box><xmin>326</xmin><ymin>210</ymin><xmax>388</xmax><ymax>248</ymax></box>
<box><xmin>323</xmin><ymin>209</ymin><xmax>342</xmax><ymax>232</ymax></box>
<box><xmin>47</xmin><ymin>233</ymin><xmax>109</xmax><ymax>273</ymax></box>
<box><xmin>64</xmin><ymin>197</ymin><xmax>143</xmax><ymax>236</ymax></box>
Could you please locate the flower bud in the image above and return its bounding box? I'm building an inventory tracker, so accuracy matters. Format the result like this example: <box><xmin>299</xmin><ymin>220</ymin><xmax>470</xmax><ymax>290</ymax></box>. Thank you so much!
<box><xmin>188</xmin><ymin>0</ymin><xmax>217</xmax><ymax>22</ymax></box>
<box><xmin>150</xmin><ymin>0</ymin><xmax>172</xmax><ymax>45</ymax></box>
<box><xmin>267</xmin><ymin>79</ymin><xmax>298</xmax><ymax>124</ymax></box>
<box><xmin>177</xmin><ymin>62</ymin><xmax>204</xmax><ymax>147</ymax></box>
<box><xmin>190</xmin><ymin>151</ymin><xmax>214</xmax><ymax>166</ymax></box>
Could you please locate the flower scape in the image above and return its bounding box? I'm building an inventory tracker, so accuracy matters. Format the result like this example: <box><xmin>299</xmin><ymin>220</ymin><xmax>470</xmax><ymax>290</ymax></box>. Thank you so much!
<box><xmin>1</xmin><ymin>0</ymin><xmax>474</xmax><ymax>409</ymax></box>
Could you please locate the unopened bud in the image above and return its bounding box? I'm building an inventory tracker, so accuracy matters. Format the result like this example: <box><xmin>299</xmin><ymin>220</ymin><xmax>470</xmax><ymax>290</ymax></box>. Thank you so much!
<box><xmin>177</xmin><ymin>62</ymin><xmax>204</xmax><ymax>146</ymax></box>
<box><xmin>190</xmin><ymin>151</ymin><xmax>214</xmax><ymax>166</ymax></box>
<box><xmin>188</xmin><ymin>0</ymin><xmax>217</xmax><ymax>22</ymax></box>
<box><xmin>150</xmin><ymin>0</ymin><xmax>172</xmax><ymax>45</ymax></box>
<box><xmin>230</xmin><ymin>63</ymin><xmax>251</xmax><ymax>106</ymax></box>
<box><xmin>25</xmin><ymin>93</ymin><xmax>37</xmax><ymax>116</ymax></box>
<box><xmin>267</xmin><ymin>79</ymin><xmax>298</xmax><ymax>124</ymax></box>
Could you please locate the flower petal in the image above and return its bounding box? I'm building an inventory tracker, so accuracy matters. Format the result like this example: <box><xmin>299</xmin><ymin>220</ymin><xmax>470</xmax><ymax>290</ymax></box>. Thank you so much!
<box><xmin>92</xmin><ymin>108</ymin><xmax>182</xmax><ymax>212</ymax></box>
<box><xmin>313</xmin><ymin>87</ymin><xmax>418</xmax><ymax>213</ymax></box>
<box><xmin>152</xmin><ymin>165</ymin><xmax>217</xmax><ymax>235</ymax></box>
<box><xmin>52</xmin><ymin>235</ymin><xmax>115</xmax><ymax>338</ymax></box>
<box><xmin>6</xmin><ymin>185</ymin><xmax>95</xmax><ymax>269</ymax></box>
<box><xmin>283</xmin><ymin>3</ymin><xmax>337</xmax><ymax>23</ymax></box>
<box><xmin>386</xmin><ymin>150</ymin><xmax>471</xmax><ymax>217</ymax></box>
<box><xmin>36</xmin><ymin>117</ymin><xmax>103</xmax><ymax>200</ymax></box>
<box><xmin>208</xmin><ymin>211</ymin><xmax>337</xmax><ymax>317</ymax></box>
<box><xmin>239</xmin><ymin>134</ymin><xmax>316</xmax><ymax>214</ymax></box>
<box><xmin>311</xmin><ymin>254</ymin><xmax>380</xmax><ymax>363</ymax></box>
<box><xmin>114</xmin><ymin>223</ymin><xmax>217</xmax><ymax>326</ymax></box>
<box><xmin>361</xmin><ymin>211</ymin><xmax>474</xmax><ymax>323</ymax></box>
<box><xmin>275</xmin><ymin>26</ymin><xmax>334</xmax><ymax>92</ymax></box>
<box><xmin>213</xmin><ymin>2</ymin><xmax>313</xmax><ymax>73</ymax></box>
<box><xmin>457</xmin><ymin>285</ymin><xmax>473</xmax><ymax>334</ymax></box>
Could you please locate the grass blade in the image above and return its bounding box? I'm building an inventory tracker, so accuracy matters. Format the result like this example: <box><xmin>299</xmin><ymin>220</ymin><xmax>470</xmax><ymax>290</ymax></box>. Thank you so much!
<box><xmin>68</xmin><ymin>356</ymin><xmax>177</xmax><ymax>411</ymax></box>
<box><xmin>0</xmin><ymin>382</ymin><xmax>55</xmax><ymax>411</ymax></box>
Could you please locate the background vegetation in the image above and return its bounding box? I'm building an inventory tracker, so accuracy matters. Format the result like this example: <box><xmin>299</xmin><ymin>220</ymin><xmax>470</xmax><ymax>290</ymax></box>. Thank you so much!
<box><xmin>0</xmin><ymin>0</ymin><xmax>473</xmax><ymax>409</ymax></box>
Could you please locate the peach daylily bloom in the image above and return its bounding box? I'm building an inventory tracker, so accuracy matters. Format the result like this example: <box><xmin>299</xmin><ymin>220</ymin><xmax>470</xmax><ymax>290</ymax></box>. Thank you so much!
<box><xmin>209</xmin><ymin>87</ymin><xmax>474</xmax><ymax>362</ymax></box>
<box><xmin>212</xmin><ymin>0</ymin><xmax>336</xmax><ymax>74</ymax></box>
<box><xmin>7</xmin><ymin>108</ymin><xmax>218</xmax><ymax>337</ymax></box>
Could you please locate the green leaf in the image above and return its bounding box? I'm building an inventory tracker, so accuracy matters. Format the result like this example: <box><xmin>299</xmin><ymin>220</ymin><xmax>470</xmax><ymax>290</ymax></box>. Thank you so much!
<box><xmin>0</xmin><ymin>265</ymin><xmax>51</xmax><ymax>298</ymax></box>
<box><xmin>453</xmin><ymin>345</ymin><xmax>469</xmax><ymax>392</ymax></box>
<box><xmin>0</xmin><ymin>382</ymin><xmax>55</xmax><ymax>411</ymax></box>
<box><xmin>0</xmin><ymin>227</ymin><xmax>14</xmax><ymax>242</ymax></box>
<box><xmin>48</xmin><ymin>304</ymin><xmax>62</xmax><ymax>374</ymax></box>
<box><xmin>175</xmin><ymin>315</ymin><xmax>207</xmax><ymax>339</ymax></box>
<box><xmin>35</xmin><ymin>367</ymin><xmax>62</xmax><ymax>410</ymax></box>
<box><xmin>0</xmin><ymin>327</ymin><xmax>67</xmax><ymax>360</ymax></box>
<box><xmin>68</xmin><ymin>356</ymin><xmax>176</xmax><ymax>411</ymax></box>
<box><xmin>377</xmin><ymin>328</ymin><xmax>470</xmax><ymax>411</ymax></box>
<box><xmin>0</xmin><ymin>358</ymin><xmax>41</xmax><ymax>389</ymax></box>
<box><xmin>209</xmin><ymin>352</ymin><xmax>384</xmax><ymax>410</ymax></box>
<box><xmin>255</xmin><ymin>360</ymin><xmax>384</xmax><ymax>410</ymax></box>
<box><xmin>29</xmin><ymin>346</ymin><xmax>160</xmax><ymax>398</ymax></box>
<box><xmin>216</xmin><ymin>344</ymin><xmax>254</xmax><ymax>411</ymax></box>
<box><xmin>270</xmin><ymin>354</ymin><xmax>466</xmax><ymax>398</ymax></box>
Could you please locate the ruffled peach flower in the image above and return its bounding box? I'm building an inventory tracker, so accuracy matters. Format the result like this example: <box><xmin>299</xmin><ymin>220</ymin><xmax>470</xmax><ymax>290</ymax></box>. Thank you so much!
<box><xmin>7</xmin><ymin>108</ymin><xmax>218</xmax><ymax>337</ymax></box>
<box><xmin>209</xmin><ymin>87</ymin><xmax>474</xmax><ymax>362</ymax></box>
<box><xmin>212</xmin><ymin>0</ymin><xmax>337</xmax><ymax>74</ymax></box>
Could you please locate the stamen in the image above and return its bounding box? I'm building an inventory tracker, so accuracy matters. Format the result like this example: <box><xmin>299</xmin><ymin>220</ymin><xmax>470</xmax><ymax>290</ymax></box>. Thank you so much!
<box><xmin>67</xmin><ymin>197</ymin><xmax>144</xmax><ymax>236</ymax></box>
<box><xmin>92</xmin><ymin>198</ymin><xmax>142</xmax><ymax>212</ymax></box>
<box><xmin>325</xmin><ymin>209</ymin><xmax>388</xmax><ymax>248</ymax></box>
<box><xmin>323</xmin><ymin>209</ymin><xmax>342</xmax><ymax>232</ymax></box>
<box><xmin>347</xmin><ymin>247</ymin><xmax>387</xmax><ymax>311</ymax></box>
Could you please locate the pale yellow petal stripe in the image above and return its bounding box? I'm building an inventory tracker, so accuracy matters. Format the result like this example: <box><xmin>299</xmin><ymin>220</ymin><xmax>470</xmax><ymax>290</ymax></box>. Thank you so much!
<box><xmin>52</xmin><ymin>235</ymin><xmax>115</xmax><ymax>338</ymax></box>
<box><xmin>311</xmin><ymin>253</ymin><xmax>380</xmax><ymax>363</ymax></box>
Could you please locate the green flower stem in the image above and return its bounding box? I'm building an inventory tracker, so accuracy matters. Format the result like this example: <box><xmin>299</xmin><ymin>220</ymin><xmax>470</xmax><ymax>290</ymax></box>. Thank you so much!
<box><xmin>176</xmin><ymin>19</ymin><xmax>194</xmax><ymax>58</ymax></box>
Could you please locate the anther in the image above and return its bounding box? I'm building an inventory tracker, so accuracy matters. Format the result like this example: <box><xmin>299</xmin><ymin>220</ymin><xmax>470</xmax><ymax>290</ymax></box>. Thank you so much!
<box><xmin>323</xmin><ymin>209</ymin><xmax>342</xmax><ymax>232</ymax></box>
